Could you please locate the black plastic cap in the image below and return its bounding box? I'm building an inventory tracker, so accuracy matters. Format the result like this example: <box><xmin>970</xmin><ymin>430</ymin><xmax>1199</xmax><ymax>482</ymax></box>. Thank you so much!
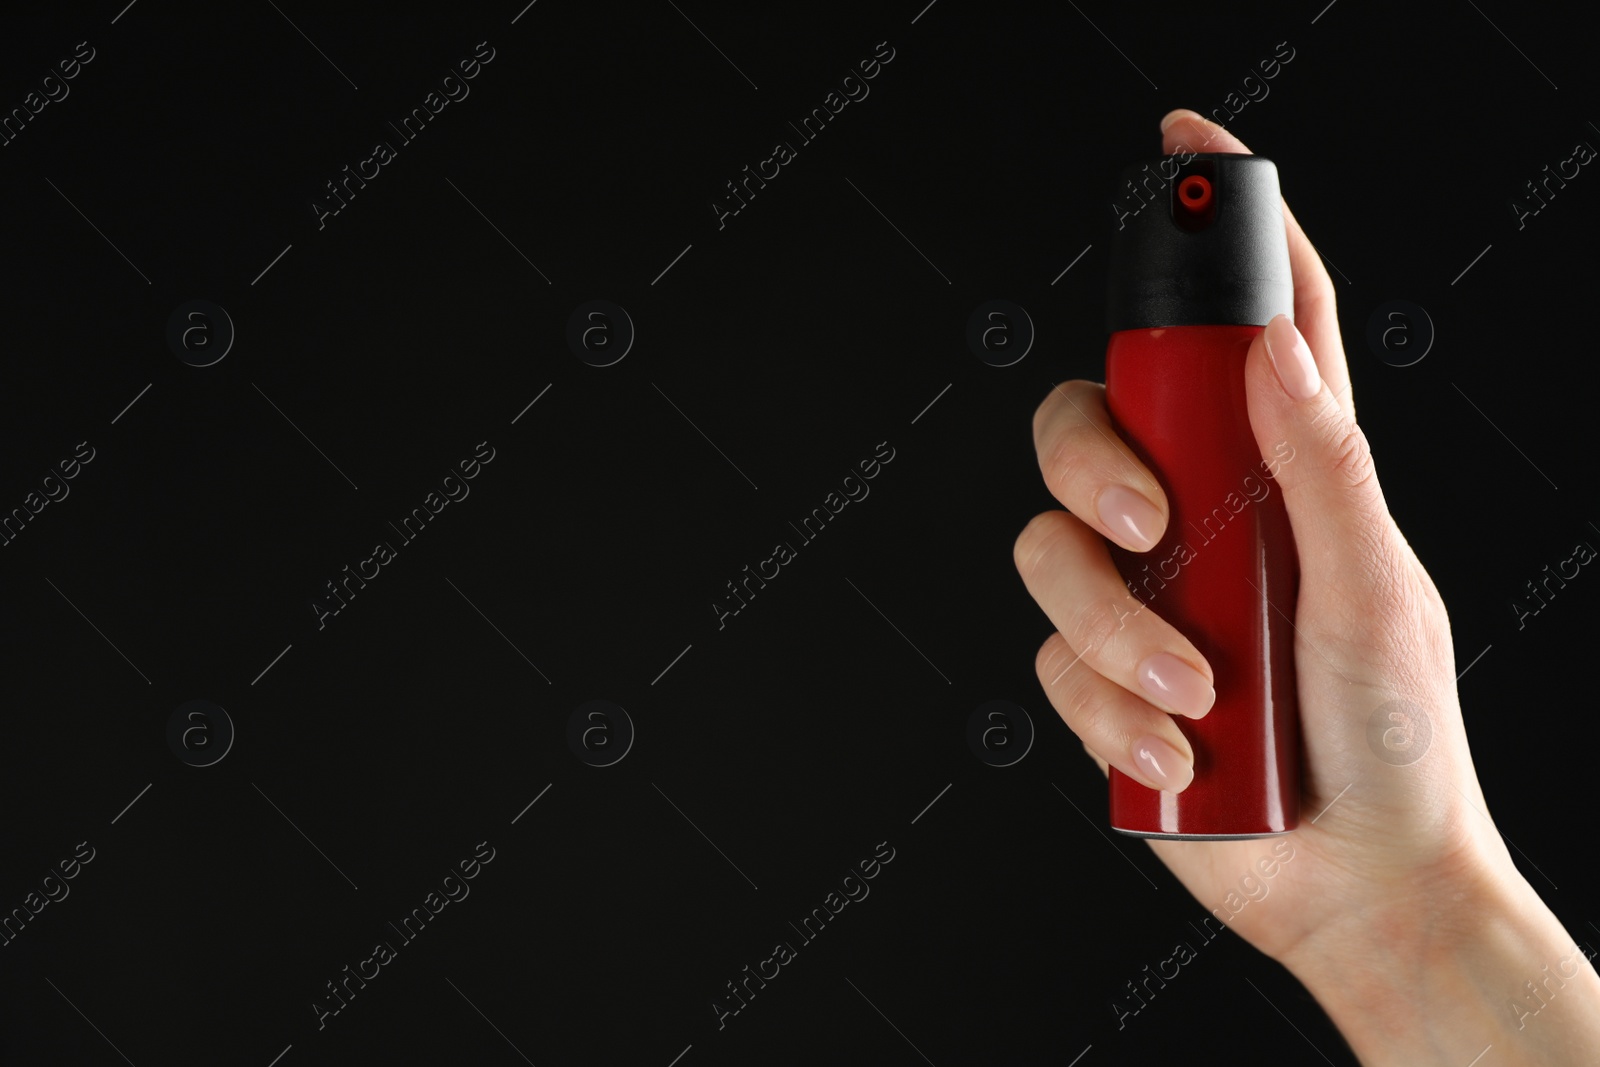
<box><xmin>1106</xmin><ymin>153</ymin><xmax>1293</xmax><ymax>332</ymax></box>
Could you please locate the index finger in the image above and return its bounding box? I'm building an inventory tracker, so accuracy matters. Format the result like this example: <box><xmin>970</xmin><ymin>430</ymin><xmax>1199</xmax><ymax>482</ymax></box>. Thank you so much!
<box><xmin>1157</xmin><ymin>109</ymin><xmax>1355</xmax><ymax>421</ymax></box>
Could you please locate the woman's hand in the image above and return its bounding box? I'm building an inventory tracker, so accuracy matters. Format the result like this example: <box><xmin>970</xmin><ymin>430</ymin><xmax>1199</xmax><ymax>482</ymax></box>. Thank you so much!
<box><xmin>1014</xmin><ymin>109</ymin><xmax>1600</xmax><ymax>1064</ymax></box>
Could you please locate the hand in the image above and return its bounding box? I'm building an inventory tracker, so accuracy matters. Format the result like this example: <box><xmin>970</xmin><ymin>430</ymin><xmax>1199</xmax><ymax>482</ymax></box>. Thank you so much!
<box><xmin>1013</xmin><ymin>109</ymin><xmax>1600</xmax><ymax>1064</ymax></box>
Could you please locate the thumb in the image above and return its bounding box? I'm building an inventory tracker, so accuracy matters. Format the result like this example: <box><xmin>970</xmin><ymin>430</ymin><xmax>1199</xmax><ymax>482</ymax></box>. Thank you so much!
<box><xmin>1245</xmin><ymin>314</ymin><xmax>1410</xmax><ymax>613</ymax></box>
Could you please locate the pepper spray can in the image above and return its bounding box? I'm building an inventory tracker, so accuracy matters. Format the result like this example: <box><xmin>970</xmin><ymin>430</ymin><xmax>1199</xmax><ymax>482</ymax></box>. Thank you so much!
<box><xmin>1103</xmin><ymin>152</ymin><xmax>1299</xmax><ymax>838</ymax></box>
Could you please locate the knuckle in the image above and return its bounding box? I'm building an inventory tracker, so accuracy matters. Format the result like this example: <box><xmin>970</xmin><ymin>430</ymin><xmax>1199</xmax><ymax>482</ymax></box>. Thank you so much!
<box><xmin>1066</xmin><ymin>597</ymin><xmax>1130</xmax><ymax>662</ymax></box>
<box><xmin>1059</xmin><ymin>665</ymin><xmax>1110</xmax><ymax>734</ymax></box>
<box><xmin>1035</xmin><ymin>632</ymin><xmax>1067</xmax><ymax>680</ymax></box>
<box><xmin>1042</xmin><ymin>429</ymin><xmax>1089</xmax><ymax>490</ymax></box>
<box><xmin>1323</xmin><ymin>416</ymin><xmax>1378</xmax><ymax>492</ymax></box>
<box><xmin>1043</xmin><ymin>422</ymin><xmax>1112</xmax><ymax>497</ymax></box>
<box><xmin>1013</xmin><ymin>511</ymin><xmax>1062</xmax><ymax>582</ymax></box>
<box><xmin>1036</xmin><ymin>383</ymin><xmax>1101</xmax><ymax>458</ymax></box>
<box><xmin>1035</xmin><ymin>381</ymin><xmax>1094</xmax><ymax>437</ymax></box>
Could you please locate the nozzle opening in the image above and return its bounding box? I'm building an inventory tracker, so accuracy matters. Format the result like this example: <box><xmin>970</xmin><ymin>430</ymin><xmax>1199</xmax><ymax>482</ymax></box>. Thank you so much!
<box><xmin>1178</xmin><ymin>175</ymin><xmax>1212</xmax><ymax>212</ymax></box>
<box><xmin>1171</xmin><ymin>163</ymin><xmax>1217</xmax><ymax>231</ymax></box>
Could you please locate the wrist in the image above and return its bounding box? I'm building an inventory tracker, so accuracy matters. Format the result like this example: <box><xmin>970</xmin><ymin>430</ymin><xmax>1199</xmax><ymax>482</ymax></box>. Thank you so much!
<box><xmin>1280</xmin><ymin>850</ymin><xmax>1600</xmax><ymax>1066</ymax></box>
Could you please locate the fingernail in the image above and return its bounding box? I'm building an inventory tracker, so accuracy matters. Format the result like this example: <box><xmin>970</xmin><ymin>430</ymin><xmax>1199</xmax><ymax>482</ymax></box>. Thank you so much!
<box><xmin>1264</xmin><ymin>315</ymin><xmax>1321</xmax><ymax>401</ymax></box>
<box><xmin>1137</xmin><ymin>652</ymin><xmax>1216</xmax><ymax>719</ymax></box>
<box><xmin>1160</xmin><ymin>108</ymin><xmax>1200</xmax><ymax>132</ymax></box>
<box><xmin>1097</xmin><ymin>485</ymin><xmax>1163</xmax><ymax>551</ymax></box>
<box><xmin>1132</xmin><ymin>735</ymin><xmax>1193</xmax><ymax>792</ymax></box>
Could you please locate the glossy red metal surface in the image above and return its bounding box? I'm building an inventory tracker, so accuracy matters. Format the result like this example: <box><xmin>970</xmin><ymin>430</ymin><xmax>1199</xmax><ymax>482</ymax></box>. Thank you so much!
<box><xmin>1104</xmin><ymin>325</ymin><xmax>1301</xmax><ymax>837</ymax></box>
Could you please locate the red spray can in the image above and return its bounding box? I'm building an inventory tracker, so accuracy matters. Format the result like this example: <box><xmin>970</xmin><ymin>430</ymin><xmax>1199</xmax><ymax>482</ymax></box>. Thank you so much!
<box><xmin>1103</xmin><ymin>153</ymin><xmax>1299</xmax><ymax>838</ymax></box>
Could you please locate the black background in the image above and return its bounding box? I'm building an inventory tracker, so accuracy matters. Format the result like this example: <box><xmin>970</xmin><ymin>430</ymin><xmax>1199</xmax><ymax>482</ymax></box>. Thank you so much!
<box><xmin>1</xmin><ymin>2</ymin><xmax>1596</xmax><ymax>1064</ymax></box>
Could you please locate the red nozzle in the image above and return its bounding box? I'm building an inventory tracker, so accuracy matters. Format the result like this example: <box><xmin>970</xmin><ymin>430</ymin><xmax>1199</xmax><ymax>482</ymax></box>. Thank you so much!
<box><xmin>1177</xmin><ymin>174</ymin><xmax>1213</xmax><ymax>216</ymax></box>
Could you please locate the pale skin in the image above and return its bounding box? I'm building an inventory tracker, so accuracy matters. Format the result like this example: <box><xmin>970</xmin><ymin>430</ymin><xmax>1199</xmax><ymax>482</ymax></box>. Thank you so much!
<box><xmin>1014</xmin><ymin>110</ymin><xmax>1600</xmax><ymax>1064</ymax></box>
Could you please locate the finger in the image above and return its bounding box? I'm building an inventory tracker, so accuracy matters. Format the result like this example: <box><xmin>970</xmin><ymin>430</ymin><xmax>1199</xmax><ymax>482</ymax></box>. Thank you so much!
<box><xmin>1015</xmin><ymin>509</ymin><xmax>1216</xmax><ymax>719</ymax></box>
<box><xmin>1033</xmin><ymin>380</ymin><xmax>1169</xmax><ymax>552</ymax></box>
<box><xmin>1277</xmin><ymin>197</ymin><xmax>1354</xmax><ymax>421</ymax></box>
<box><xmin>1036</xmin><ymin>631</ymin><xmax>1195</xmax><ymax>792</ymax></box>
<box><xmin>1243</xmin><ymin>314</ymin><xmax>1416</xmax><ymax>633</ymax></box>
<box><xmin>1157</xmin><ymin>109</ymin><xmax>1354</xmax><ymax>422</ymax></box>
